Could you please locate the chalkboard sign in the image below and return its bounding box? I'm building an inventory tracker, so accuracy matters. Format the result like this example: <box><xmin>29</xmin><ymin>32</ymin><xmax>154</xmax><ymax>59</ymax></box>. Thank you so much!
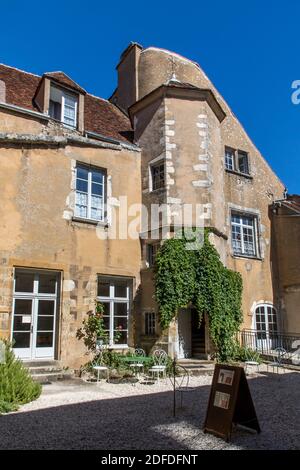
<box><xmin>203</xmin><ymin>364</ymin><xmax>260</xmax><ymax>441</ymax></box>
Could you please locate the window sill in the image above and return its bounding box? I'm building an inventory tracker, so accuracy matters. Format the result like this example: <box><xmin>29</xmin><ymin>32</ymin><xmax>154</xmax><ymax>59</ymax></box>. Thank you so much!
<box><xmin>72</xmin><ymin>216</ymin><xmax>108</xmax><ymax>227</ymax></box>
<box><xmin>149</xmin><ymin>187</ymin><xmax>166</xmax><ymax>194</ymax></box>
<box><xmin>231</xmin><ymin>253</ymin><xmax>263</xmax><ymax>261</ymax></box>
<box><xmin>225</xmin><ymin>169</ymin><xmax>253</xmax><ymax>180</ymax></box>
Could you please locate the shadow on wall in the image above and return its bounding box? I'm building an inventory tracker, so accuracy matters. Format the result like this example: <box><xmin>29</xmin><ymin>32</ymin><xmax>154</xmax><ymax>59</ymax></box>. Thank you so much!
<box><xmin>0</xmin><ymin>372</ymin><xmax>299</xmax><ymax>450</ymax></box>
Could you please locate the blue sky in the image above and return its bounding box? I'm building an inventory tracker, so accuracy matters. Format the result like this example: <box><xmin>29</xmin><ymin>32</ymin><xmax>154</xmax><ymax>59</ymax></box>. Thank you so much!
<box><xmin>1</xmin><ymin>0</ymin><xmax>299</xmax><ymax>193</ymax></box>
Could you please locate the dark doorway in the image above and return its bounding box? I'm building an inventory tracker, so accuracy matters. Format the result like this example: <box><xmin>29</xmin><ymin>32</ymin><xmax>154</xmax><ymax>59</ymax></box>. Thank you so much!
<box><xmin>191</xmin><ymin>308</ymin><xmax>206</xmax><ymax>358</ymax></box>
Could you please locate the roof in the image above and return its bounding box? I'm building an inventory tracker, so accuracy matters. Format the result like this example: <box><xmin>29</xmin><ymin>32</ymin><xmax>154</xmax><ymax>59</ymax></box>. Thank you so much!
<box><xmin>0</xmin><ymin>64</ymin><xmax>133</xmax><ymax>144</ymax></box>
<box><xmin>285</xmin><ymin>195</ymin><xmax>300</xmax><ymax>214</ymax></box>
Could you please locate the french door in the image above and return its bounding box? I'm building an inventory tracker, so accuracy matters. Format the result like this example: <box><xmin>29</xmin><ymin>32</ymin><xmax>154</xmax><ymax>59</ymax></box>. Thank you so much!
<box><xmin>11</xmin><ymin>270</ymin><xmax>60</xmax><ymax>360</ymax></box>
<box><xmin>254</xmin><ymin>304</ymin><xmax>278</xmax><ymax>352</ymax></box>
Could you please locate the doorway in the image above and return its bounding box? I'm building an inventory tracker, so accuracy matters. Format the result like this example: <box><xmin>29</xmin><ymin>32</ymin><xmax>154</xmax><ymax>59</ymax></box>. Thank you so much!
<box><xmin>191</xmin><ymin>308</ymin><xmax>206</xmax><ymax>358</ymax></box>
<box><xmin>11</xmin><ymin>269</ymin><xmax>60</xmax><ymax>360</ymax></box>
<box><xmin>177</xmin><ymin>307</ymin><xmax>206</xmax><ymax>359</ymax></box>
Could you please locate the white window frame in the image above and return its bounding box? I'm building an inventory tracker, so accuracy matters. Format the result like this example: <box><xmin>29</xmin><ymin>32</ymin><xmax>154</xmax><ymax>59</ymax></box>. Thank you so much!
<box><xmin>225</xmin><ymin>147</ymin><xmax>235</xmax><ymax>171</ymax></box>
<box><xmin>231</xmin><ymin>212</ymin><xmax>258</xmax><ymax>257</ymax></box>
<box><xmin>75</xmin><ymin>165</ymin><xmax>106</xmax><ymax>222</ymax></box>
<box><xmin>97</xmin><ymin>278</ymin><xmax>131</xmax><ymax>348</ymax></box>
<box><xmin>62</xmin><ymin>93</ymin><xmax>77</xmax><ymax>128</ymax></box>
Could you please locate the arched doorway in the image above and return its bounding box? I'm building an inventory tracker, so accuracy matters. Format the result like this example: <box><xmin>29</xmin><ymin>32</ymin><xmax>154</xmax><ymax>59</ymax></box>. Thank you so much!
<box><xmin>253</xmin><ymin>304</ymin><xmax>278</xmax><ymax>351</ymax></box>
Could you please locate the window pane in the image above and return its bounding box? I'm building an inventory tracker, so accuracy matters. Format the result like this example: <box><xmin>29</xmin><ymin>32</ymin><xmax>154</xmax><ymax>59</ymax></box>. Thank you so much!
<box><xmin>114</xmin><ymin>303</ymin><xmax>128</xmax><ymax>316</ymax></box>
<box><xmin>37</xmin><ymin>316</ymin><xmax>54</xmax><ymax>331</ymax></box>
<box><xmin>238</xmin><ymin>152</ymin><xmax>249</xmax><ymax>174</ymax></box>
<box><xmin>91</xmin><ymin>207</ymin><xmax>102</xmax><ymax>220</ymax></box>
<box><xmin>98</xmin><ymin>282</ymin><xmax>110</xmax><ymax>297</ymax></box>
<box><xmin>12</xmin><ymin>332</ymin><xmax>30</xmax><ymax>348</ymax></box>
<box><xmin>114</xmin><ymin>330</ymin><xmax>127</xmax><ymax>344</ymax></box>
<box><xmin>15</xmin><ymin>272</ymin><xmax>34</xmax><ymax>293</ymax></box>
<box><xmin>114</xmin><ymin>317</ymin><xmax>128</xmax><ymax>330</ymax></box>
<box><xmin>13</xmin><ymin>315</ymin><xmax>31</xmax><ymax>332</ymax></box>
<box><xmin>36</xmin><ymin>332</ymin><xmax>53</xmax><ymax>348</ymax></box>
<box><xmin>115</xmin><ymin>283</ymin><xmax>128</xmax><ymax>298</ymax></box>
<box><xmin>38</xmin><ymin>274</ymin><xmax>56</xmax><ymax>294</ymax></box>
<box><xmin>92</xmin><ymin>183</ymin><xmax>103</xmax><ymax>196</ymax></box>
<box><xmin>225</xmin><ymin>149</ymin><xmax>234</xmax><ymax>170</ymax></box>
<box><xmin>91</xmin><ymin>170</ymin><xmax>104</xmax><ymax>184</ymax></box>
<box><xmin>76</xmin><ymin>179</ymin><xmax>88</xmax><ymax>193</ymax></box>
<box><xmin>75</xmin><ymin>204</ymin><xmax>88</xmax><ymax>218</ymax></box>
<box><xmin>14</xmin><ymin>299</ymin><xmax>32</xmax><ymax>316</ymax></box>
<box><xmin>102</xmin><ymin>316</ymin><xmax>110</xmax><ymax>329</ymax></box>
<box><xmin>101</xmin><ymin>302</ymin><xmax>110</xmax><ymax>316</ymax></box>
<box><xmin>77</xmin><ymin>167</ymin><xmax>88</xmax><ymax>180</ymax></box>
<box><xmin>37</xmin><ymin>300</ymin><xmax>55</xmax><ymax>316</ymax></box>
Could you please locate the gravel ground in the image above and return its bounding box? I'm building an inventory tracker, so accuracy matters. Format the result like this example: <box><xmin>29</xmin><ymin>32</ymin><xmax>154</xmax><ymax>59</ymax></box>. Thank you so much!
<box><xmin>0</xmin><ymin>369</ymin><xmax>299</xmax><ymax>450</ymax></box>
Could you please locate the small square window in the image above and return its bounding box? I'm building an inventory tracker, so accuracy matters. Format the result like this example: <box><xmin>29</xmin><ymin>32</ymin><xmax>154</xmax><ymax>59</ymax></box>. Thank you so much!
<box><xmin>49</xmin><ymin>85</ymin><xmax>78</xmax><ymax>128</ymax></box>
<box><xmin>237</xmin><ymin>151</ymin><xmax>249</xmax><ymax>174</ymax></box>
<box><xmin>151</xmin><ymin>162</ymin><xmax>165</xmax><ymax>190</ymax></box>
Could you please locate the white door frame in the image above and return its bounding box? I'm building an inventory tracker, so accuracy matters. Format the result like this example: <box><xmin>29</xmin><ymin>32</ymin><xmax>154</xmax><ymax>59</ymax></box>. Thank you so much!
<box><xmin>11</xmin><ymin>270</ymin><xmax>59</xmax><ymax>360</ymax></box>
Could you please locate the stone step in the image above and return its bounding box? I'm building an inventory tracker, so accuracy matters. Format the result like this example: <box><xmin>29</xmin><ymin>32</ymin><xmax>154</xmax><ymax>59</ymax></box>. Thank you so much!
<box><xmin>31</xmin><ymin>371</ymin><xmax>73</xmax><ymax>384</ymax></box>
<box><xmin>22</xmin><ymin>360</ymin><xmax>60</xmax><ymax>368</ymax></box>
<box><xmin>28</xmin><ymin>365</ymin><xmax>64</xmax><ymax>375</ymax></box>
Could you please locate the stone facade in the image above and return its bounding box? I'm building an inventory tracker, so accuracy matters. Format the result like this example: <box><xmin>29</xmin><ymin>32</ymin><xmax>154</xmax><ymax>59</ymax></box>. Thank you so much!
<box><xmin>0</xmin><ymin>43</ymin><xmax>288</xmax><ymax>366</ymax></box>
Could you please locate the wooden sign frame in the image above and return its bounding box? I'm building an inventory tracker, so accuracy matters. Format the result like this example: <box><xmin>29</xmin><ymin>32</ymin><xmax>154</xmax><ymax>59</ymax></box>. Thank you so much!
<box><xmin>203</xmin><ymin>364</ymin><xmax>260</xmax><ymax>441</ymax></box>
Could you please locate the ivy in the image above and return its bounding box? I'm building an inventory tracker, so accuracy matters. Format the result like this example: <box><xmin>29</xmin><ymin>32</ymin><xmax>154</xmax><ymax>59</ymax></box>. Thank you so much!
<box><xmin>154</xmin><ymin>231</ymin><xmax>243</xmax><ymax>361</ymax></box>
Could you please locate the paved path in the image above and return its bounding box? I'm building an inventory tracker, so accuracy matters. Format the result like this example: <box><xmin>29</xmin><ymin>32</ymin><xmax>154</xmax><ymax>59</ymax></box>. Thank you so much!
<box><xmin>0</xmin><ymin>370</ymin><xmax>299</xmax><ymax>450</ymax></box>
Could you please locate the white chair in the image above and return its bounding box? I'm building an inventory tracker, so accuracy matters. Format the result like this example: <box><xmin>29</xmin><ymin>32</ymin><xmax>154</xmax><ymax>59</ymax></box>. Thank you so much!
<box><xmin>129</xmin><ymin>348</ymin><xmax>146</xmax><ymax>380</ymax></box>
<box><xmin>93</xmin><ymin>364</ymin><xmax>109</xmax><ymax>385</ymax></box>
<box><xmin>149</xmin><ymin>349</ymin><xmax>168</xmax><ymax>383</ymax></box>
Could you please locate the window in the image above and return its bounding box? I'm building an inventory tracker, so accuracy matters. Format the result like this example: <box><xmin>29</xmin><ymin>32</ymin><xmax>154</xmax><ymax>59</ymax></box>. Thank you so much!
<box><xmin>237</xmin><ymin>151</ymin><xmax>249</xmax><ymax>174</ymax></box>
<box><xmin>224</xmin><ymin>147</ymin><xmax>250</xmax><ymax>175</ymax></box>
<box><xmin>225</xmin><ymin>148</ymin><xmax>235</xmax><ymax>171</ymax></box>
<box><xmin>231</xmin><ymin>213</ymin><xmax>258</xmax><ymax>257</ymax></box>
<box><xmin>49</xmin><ymin>85</ymin><xmax>78</xmax><ymax>128</ymax></box>
<box><xmin>147</xmin><ymin>243</ymin><xmax>160</xmax><ymax>267</ymax></box>
<box><xmin>75</xmin><ymin>165</ymin><xmax>105</xmax><ymax>221</ymax></box>
<box><xmin>145</xmin><ymin>312</ymin><xmax>156</xmax><ymax>336</ymax></box>
<box><xmin>255</xmin><ymin>305</ymin><xmax>277</xmax><ymax>339</ymax></box>
<box><xmin>151</xmin><ymin>161</ymin><xmax>165</xmax><ymax>190</ymax></box>
<box><xmin>97</xmin><ymin>276</ymin><xmax>132</xmax><ymax>346</ymax></box>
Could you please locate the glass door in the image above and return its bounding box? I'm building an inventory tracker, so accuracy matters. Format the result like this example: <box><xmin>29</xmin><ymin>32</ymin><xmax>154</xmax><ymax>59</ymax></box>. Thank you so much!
<box><xmin>12</xmin><ymin>270</ymin><xmax>59</xmax><ymax>360</ymax></box>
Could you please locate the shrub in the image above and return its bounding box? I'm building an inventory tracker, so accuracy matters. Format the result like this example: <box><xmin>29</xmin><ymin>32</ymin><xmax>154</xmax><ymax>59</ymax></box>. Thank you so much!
<box><xmin>234</xmin><ymin>345</ymin><xmax>262</xmax><ymax>364</ymax></box>
<box><xmin>0</xmin><ymin>341</ymin><xmax>41</xmax><ymax>414</ymax></box>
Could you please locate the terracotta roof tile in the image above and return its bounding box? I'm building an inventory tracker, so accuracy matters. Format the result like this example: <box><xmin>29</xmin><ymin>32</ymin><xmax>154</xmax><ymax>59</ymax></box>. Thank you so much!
<box><xmin>0</xmin><ymin>64</ymin><xmax>133</xmax><ymax>143</ymax></box>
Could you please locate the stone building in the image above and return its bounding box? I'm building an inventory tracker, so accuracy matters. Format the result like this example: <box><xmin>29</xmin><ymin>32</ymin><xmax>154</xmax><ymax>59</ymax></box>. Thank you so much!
<box><xmin>270</xmin><ymin>195</ymin><xmax>300</xmax><ymax>334</ymax></box>
<box><xmin>0</xmin><ymin>43</ymin><xmax>286</xmax><ymax>368</ymax></box>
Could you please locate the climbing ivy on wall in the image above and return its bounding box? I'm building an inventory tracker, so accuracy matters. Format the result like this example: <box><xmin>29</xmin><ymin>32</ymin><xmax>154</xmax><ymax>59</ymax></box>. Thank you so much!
<box><xmin>154</xmin><ymin>230</ymin><xmax>243</xmax><ymax>361</ymax></box>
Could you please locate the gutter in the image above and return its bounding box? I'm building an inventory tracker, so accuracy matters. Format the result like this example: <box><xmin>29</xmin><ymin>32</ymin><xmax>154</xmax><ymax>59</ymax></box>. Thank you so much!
<box><xmin>0</xmin><ymin>102</ymin><xmax>50</xmax><ymax>121</ymax></box>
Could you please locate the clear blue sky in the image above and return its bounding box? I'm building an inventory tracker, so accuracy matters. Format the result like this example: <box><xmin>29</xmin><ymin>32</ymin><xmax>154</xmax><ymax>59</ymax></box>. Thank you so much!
<box><xmin>1</xmin><ymin>0</ymin><xmax>299</xmax><ymax>193</ymax></box>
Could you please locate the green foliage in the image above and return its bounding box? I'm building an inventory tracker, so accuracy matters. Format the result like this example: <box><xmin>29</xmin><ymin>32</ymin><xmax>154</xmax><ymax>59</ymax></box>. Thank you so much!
<box><xmin>0</xmin><ymin>341</ymin><xmax>41</xmax><ymax>414</ymax></box>
<box><xmin>154</xmin><ymin>238</ymin><xmax>195</xmax><ymax>329</ymax></box>
<box><xmin>76</xmin><ymin>302</ymin><xmax>122</xmax><ymax>354</ymax></box>
<box><xmin>154</xmin><ymin>230</ymin><xmax>243</xmax><ymax>362</ymax></box>
<box><xmin>234</xmin><ymin>345</ymin><xmax>262</xmax><ymax>364</ymax></box>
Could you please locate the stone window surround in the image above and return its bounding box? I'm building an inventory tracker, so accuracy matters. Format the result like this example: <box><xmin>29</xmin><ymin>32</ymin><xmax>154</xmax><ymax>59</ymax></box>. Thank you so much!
<box><xmin>227</xmin><ymin>204</ymin><xmax>263</xmax><ymax>260</ymax></box>
<box><xmin>224</xmin><ymin>145</ymin><xmax>251</xmax><ymax>177</ymax></box>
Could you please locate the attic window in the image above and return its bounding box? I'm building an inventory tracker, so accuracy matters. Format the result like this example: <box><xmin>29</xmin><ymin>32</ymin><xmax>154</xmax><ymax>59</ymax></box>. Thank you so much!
<box><xmin>49</xmin><ymin>85</ymin><xmax>78</xmax><ymax>128</ymax></box>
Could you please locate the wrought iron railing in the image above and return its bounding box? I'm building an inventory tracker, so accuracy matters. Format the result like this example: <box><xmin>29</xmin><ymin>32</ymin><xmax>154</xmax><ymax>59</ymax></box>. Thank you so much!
<box><xmin>238</xmin><ymin>329</ymin><xmax>300</xmax><ymax>364</ymax></box>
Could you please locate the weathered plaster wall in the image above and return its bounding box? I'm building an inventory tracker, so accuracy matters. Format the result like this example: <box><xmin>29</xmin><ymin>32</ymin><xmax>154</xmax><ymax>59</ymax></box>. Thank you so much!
<box><xmin>0</xmin><ymin>114</ymin><xmax>141</xmax><ymax>369</ymax></box>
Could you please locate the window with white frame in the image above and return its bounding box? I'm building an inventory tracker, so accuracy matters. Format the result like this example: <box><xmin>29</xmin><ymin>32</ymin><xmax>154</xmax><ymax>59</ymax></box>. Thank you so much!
<box><xmin>231</xmin><ymin>213</ymin><xmax>258</xmax><ymax>257</ymax></box>
<box><xmin>225</xmin><ymin>147</ymin><xmax>235</xmax><ymax>171</ymax></box>
<box><xmin>97</xmin><ymin>276</ymin><xmax>132</xmax><ymax>346</ymax></box>
<box><xmin>75</xmin><ymin>165</ymin><xmax>105</xmax><ymax>221</ymax></box>
<box><xmin>224</xmin><ymin>147</ymin><xmax>250</xmax><ymax>175</ymax></box>
<box><xmin>49</xmin><ymin>85</ymin><xmax>78</xmax><ymax>128</ymax></box>
<box><xmin>255</xmin><ymin>305</ymin><xmax>277</xmax><ymax>339</ymax></box>
<box><xmin>145</xmin><ymin>312</ymin><xmax>156</xmax><ymax>336</ymax></box>
<box><xmin>151</xmin><ymin>161</ymin><xmax>165</xmax><ymax>190</ymax></box>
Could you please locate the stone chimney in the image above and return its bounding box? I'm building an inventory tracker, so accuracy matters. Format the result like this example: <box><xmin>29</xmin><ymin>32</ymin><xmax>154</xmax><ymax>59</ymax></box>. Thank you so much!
<box><xmin>111</xmin><ymin>42</ymin><xmax>142</xmax><ymax>113</ymax></box>
<box><xmin>0</xmin><ymin>80</ymin><xmax>6</xmax><ymax>103</ymax></box>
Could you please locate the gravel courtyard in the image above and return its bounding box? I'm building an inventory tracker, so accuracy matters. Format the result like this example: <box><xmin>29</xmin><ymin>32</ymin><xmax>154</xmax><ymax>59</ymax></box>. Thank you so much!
<box><xmin>0</xmin><ymin>369</ymin><xmax>299</xmax><ymax>450</ymax></box>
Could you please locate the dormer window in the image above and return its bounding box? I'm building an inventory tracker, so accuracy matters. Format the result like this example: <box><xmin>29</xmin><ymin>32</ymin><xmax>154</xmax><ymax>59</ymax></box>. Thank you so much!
<box><xmin>49</xmin><ymin>85</ymin><xmax>78</xmax><ymax>128</ymax></box>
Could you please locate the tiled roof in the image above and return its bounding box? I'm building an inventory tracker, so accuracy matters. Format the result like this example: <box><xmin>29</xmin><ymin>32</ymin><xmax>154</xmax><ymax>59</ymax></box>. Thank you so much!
<box><xmin>0</xmin><ymin>64</ymin><xmax>133</xmax><ymax>143</ymax></box>
<box><xmin>286</xmin><ymin>195</ymin><xmax>300</xmax><ymax>213</ymax></box>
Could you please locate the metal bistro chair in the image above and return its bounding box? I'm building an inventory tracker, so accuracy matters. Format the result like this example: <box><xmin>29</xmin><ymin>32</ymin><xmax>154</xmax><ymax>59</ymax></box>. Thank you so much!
<box><xmin>149</xmin><ymin>349</ymin><xmax>168</xmax><ymax>383</ymax></box>
<box><xmin>129</xmin><ymin>348</ymin><xmax>146</xmax><ymax>379</ymax></box>
<box><xmin>173</xmin><ymin>365</ymin><xmax>197</xmax><ymax>409</ymax></box>
<box><xmin>267</xmin><ymin>347</ymin><xmax>287</xmax><ymax>374</ymax></box>
<box><xmin>92</xmin><ymin>341</ymin><xmax>109</xmax><ymax>385</ymax></box>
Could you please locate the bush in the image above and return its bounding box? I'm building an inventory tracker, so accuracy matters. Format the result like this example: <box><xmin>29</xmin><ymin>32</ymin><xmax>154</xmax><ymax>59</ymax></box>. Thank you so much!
<box><xmin>234</xmin><ymin>345</ymin><xmax>262</xmax><ymax>364</ymax></box>
<box><xmin>0</xmin><ymin>341</ymin><xmax>41</xmax><ymax>414</ymax></box>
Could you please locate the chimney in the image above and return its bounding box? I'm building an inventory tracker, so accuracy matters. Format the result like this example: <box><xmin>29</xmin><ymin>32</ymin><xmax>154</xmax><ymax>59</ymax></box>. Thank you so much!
<box><xmin>0</xmin><ymin>80</ymin><xmax>6</xmax><ymax>103</ymax></box>
<box><xmin>112</xmin><ymin>42</ymin><xmax>142</xmax><ymax>113</ymax></box>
